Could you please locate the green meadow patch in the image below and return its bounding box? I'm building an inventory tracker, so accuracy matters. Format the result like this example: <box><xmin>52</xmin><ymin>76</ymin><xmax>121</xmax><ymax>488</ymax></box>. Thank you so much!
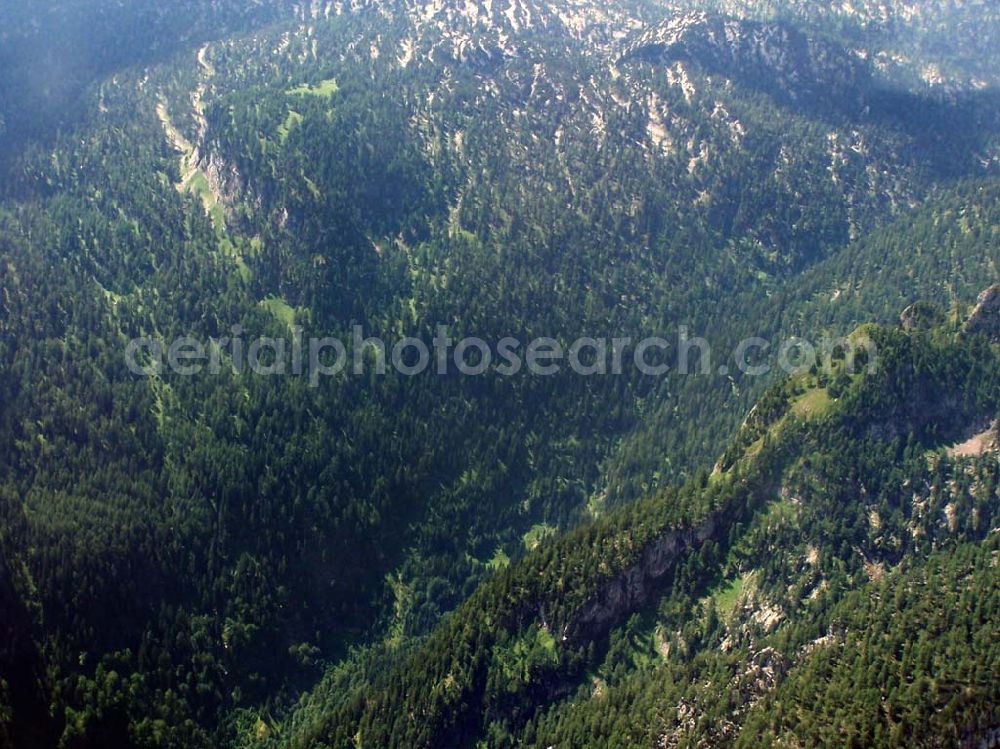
<box><xmin>287</xmin><ymin>78</ymin><xmax>339</xmax><ymax>98</ymax></box>
<box><xmin>259</xmin><ymin>295</ymin><xmax>296</xmax><ymax>330</ymax></box>
<box><xmin>523</xmin><ymin>523</ymin><xmax>557</xmax><ymax>551</ymax></box>
<box><xmin>278</xmin><ymin>109</ymin><xmax>303</xmax><ymax>142</ymax></box>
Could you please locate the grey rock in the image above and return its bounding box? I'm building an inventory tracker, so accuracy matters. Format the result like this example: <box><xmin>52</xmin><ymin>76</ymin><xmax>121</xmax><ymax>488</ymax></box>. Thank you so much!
<box><xmin>963</xmin><ymin>284</ymin><xmax>1000</xmax><ymax>342</ymax></box>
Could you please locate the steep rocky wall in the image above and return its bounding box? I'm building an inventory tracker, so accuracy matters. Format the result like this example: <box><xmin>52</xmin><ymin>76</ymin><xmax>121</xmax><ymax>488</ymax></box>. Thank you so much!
<box><xmin>620</xmin><ymin>12</ymin><xmax>871</xmax><ymax>113</ymax></box>
<box><xmin>569</xmin><ymin>517</ymin><xmax>718</xmax><ymax>641</ymax></box>
<box><xmin>963</xmin><ymin>284</ymin><xmax>1000</xmax><ymax>342</ymax></box>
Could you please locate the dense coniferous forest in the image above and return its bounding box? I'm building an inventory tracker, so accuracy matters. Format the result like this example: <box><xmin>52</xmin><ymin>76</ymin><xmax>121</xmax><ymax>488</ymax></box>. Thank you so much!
<box><xmin>0</xmin><ymin>1</ymin><xmax>998</xmax><ymax>747</ymax></box>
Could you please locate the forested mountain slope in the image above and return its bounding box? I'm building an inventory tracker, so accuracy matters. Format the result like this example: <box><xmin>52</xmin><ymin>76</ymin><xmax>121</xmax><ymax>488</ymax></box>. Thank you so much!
<box><xmin>273</xmin><ymin>307</ymin><xmax>1000</xmax><ymax>748</ymax></box>
<box><xmin>0</xmin><ymin>1</ymin><xmax>997</xmax><ymax>747</ymax></box>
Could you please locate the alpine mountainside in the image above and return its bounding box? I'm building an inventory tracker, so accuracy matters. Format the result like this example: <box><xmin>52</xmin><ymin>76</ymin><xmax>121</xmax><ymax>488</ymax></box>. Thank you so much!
<box><xmin>278</xmin><ymin>302</ymin><xmax>1000</xmax><ymax>749</ymax></box>
<box><xmin>676</xmin><ymin>0</ymin><xmax>1000</xmax><ymax>90</ymax></box>
<box><xmin>0</xmin><ymin>1</ymin><xmax>997</xmax><ymax>747</ymax></box>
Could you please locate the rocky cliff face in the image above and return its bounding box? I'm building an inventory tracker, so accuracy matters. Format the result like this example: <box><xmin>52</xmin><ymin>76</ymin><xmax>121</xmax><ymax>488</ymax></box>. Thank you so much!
<box><xmin>620</xmin><ymin>12</ymin><xmax>871</xmax><ymax>114</ymax></box>
<box><xmin>201</xmin><ymin>151</ymin><xmax>257</xmax><ymax>231</ymax></box>
<box><xmin>664</xmin><ymin>0</ymin><xmax>1000</xmax><ymax>90</ymax></box>
<box><xmin>569</xmin><ymin>517</ymin><xmax>717</xmax><ymax>641</ymax></box>
<box><xmin>963</xmin><ymin>284</ymin><xmax>1000</xmax><ymax>342</ymax></box>
<box><xmin>899</xmin><ymin>300</ymin><xmax>946</xmax><ymax>331</ymax></box>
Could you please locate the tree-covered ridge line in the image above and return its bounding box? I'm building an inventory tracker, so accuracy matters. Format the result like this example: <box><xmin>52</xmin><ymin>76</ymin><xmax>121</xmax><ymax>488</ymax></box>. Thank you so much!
<box><xmin>278</xmin><ymin>415</ymin><xmax>790</xmax><ymax>748</ymax></box>
<box><xmin>274</xmin><ymin>319</ymin><xmax>1000</xmax><ymax>747</ymax></box>
<box><xmin>510</xmin><ymin>322</ymin><xmax>1000</xmax><ymax>748</ymax></box>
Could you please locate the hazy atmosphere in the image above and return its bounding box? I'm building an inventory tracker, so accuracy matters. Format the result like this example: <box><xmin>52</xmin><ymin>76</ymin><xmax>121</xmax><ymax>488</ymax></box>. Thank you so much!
<box><xmin>0</xmin><ymin>2</ymin><xmax>998</xmax><ymax>747</ymax></box>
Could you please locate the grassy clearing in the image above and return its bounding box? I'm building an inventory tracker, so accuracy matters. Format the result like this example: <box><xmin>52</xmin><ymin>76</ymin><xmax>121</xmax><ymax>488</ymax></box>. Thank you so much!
<box><xmin>218</xmin><ymin>237</ymin><xmax>252</xmax><ymax>283</ymax></box>
<box><xmin>701</xmin><ymin>571</ymin><xmax>759</xmax><ymax>622</ymax></box>
<box><xmin>278</xmin><ymin>109</ymin><xmax>303</xmax><ymax>142</ymax></box>
<box><xmin>233</xmin><ymin>256</ymin><xmax>252</xmax><ymax>283</ymax></box>
<box><xmin>523</xmin><ymin>523</ymin><xmax>557</xmax><ymax>551</ymax></box>
<box><xmin>183</xmin><ymin>170</ymin><xmax>226</xmax><ymax>232</ymax></box>
<box><xmin>495</xmin><ymin>624</ymin><xmax>559</xmax><ymax>683</ymax></box>
<box><xmin>712</xmin><ymin>574</ymin><xmax>748</xmax><ymax>615</ymax></box>
<box><xmin>209</xmin><ymin>201</ymin><xmax>226</xmax><ymax>233</ymax></box>
<box><xmin>586</xmin><ymin>491</ymin><xmax>607</xmax><ymax>520</ymax></box>
<box><xmin>792</xmin><ymin>386</ymin><xmax>833</xmax><ymax>418</ymax></box>
<box><xmin>535</xmin><ymin>626</ymin><xmax>557</xmax><ymax>656</ymax></box>
<box><xmin>259</xmin><ymin>295</ymin><xmax>296</xmax><ymax>330</ymax></box>
<box><xmin>758</xmin><ymin>498</ymin><xmax>798</xmax><ymax>529</ymax></box>
<box><xmin>287</xmin><ymin>78</ymin><xmax>339</xmax><ymax>97</ymax></box>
